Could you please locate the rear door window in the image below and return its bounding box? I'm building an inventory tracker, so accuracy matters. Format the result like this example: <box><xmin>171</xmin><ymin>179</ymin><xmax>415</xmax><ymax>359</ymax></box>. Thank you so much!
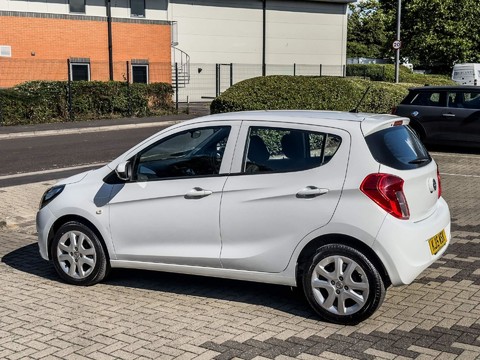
<box><xmin>242</xmin><ymin>127</ymin><xmax>342</xmax><ymax>173</ymax></box>
<box><xmin>365</xmin><ymin>126</ymin><xmax>431</xmax><ymax>170</ymax></box>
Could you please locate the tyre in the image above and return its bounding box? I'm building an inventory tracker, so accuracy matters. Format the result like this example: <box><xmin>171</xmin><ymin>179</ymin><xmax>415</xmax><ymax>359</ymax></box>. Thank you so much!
<box><xmin>51</xmin><ymin>221</ymin><xmax>109</xmax><ymax>286</ymax></box>
<box><xmin>302</xmin><ymin>243</ymin><xmax>385</xmax><ymax>325</ymax></box>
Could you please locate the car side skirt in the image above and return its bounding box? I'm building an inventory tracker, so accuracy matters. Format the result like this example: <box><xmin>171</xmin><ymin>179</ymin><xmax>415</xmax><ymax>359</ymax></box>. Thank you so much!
<box><xmin>110</xmin><ymin>260</ymin><xmax>296</xmax><ymax>287</ymax></box>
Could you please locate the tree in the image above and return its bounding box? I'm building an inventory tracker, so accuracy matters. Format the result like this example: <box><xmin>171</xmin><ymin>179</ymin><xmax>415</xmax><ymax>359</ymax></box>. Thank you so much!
<box><xmin>379</xmin><ymin>0</ymin><xmax>480</xmax><ymax>73</ymax></box>
<box><xmin>347</xmin><ymin>0</ymin><xmax>388</xmax><ymax>59</ymax></box>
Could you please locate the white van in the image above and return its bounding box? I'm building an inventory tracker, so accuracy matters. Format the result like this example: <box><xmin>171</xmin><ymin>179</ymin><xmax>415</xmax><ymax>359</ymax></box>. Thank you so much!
<box><xmin>452</xmin><ymin>63</ymin><xmax>480</xmax><ymax>86</ymax></box>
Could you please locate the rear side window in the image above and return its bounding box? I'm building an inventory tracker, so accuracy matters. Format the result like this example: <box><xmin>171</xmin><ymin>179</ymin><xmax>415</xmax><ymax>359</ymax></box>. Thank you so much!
<box><xmin>243</xmin><ymin>127</ymin><xmax>342</xmax><ymax>174</ymax></box>
<box><xmin>365</xmin><ymin>126</ymin><xmax>431</xmax><ymax>170</ymax></box>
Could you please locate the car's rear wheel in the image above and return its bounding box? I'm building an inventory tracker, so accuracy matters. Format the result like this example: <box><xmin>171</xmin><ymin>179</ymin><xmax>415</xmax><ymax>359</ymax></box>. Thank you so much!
<box><xmin>51</xmin><ymin>221</ymin><xmax>108</xmax><ymax>286</ymax></box>
<box><xmin>302</xmin><ymin>244</ymin><xmax>385</xmax><ymax>325</ymax></box>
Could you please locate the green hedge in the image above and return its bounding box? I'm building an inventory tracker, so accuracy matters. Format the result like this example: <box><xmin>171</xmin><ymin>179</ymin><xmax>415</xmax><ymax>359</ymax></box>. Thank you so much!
<box><xmin>0</xmin><ymin>81</ymin><xmax>174</xmax><ymax>126</ymax></box>
<box><xmin>346</xmin><ymin>64</ymin><xmax>455</xmax><ymax>85</ymax></box>
<box><xmin>211</xmin><ymin>76</ymin><xmax>413</xmax><ymax>114</ymax></box>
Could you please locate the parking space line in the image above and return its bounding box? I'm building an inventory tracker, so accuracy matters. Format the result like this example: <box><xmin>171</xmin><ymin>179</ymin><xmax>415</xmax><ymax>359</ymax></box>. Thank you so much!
<box><xmin>441</xmin><ymin>173</ymin><xmax>480</xmax><ymax>178</ymax></box>
<box><xmin>431</xmin><ymin>152</ymin><xmax>480</xmax><ymax>159</ymax></box>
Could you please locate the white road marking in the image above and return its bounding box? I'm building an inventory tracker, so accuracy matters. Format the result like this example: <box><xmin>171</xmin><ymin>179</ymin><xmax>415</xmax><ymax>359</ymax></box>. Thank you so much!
<box><xmin>0</xmin><ymin>163</ymin><xmax>105</xmax><ymax>181</ymax></box>
<box><xmin>0</xmin><ymin>121</ymin><xmax>179</xmax><ymax>140</ymax></box>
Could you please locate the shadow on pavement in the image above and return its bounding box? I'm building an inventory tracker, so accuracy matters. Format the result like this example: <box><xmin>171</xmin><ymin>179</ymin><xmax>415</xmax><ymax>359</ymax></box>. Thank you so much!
<box><xmin>2</xmin><ymin>242</ymin><xmax>316</xmax><ymax>319</ymax></box>
<box><xmin>2</xmin><ymin>243</ymin><xmax>58</xmax><ymax>281</ymax></box>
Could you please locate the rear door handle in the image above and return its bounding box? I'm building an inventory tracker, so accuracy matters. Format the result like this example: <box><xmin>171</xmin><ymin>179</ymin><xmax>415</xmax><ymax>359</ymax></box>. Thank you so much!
<box><xmin>296</xmin><ymin>186</ymin><xmax>328</xmax><ymax>199</ymax></box>
<box><xmin>185</xmin><ymin>187</ymin><xmax>213</xmax><ymax>199</ymax></box>
<box><xmin>442</xmin><ymin>113</ymin><xmax>456</xmax><ymax>117</ymax></box>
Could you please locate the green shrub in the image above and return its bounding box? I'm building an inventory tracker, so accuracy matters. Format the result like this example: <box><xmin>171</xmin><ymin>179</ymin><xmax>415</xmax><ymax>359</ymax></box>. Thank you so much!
<box><xmin>211</xmin><ymin>76</ymin><xmax>411</xmax><ymax>114</ymax></box>
<box><xmin>0</xmin><ymin>80</ymin><xmax>174</xmax><ymax>126</ymax></box>
<box><xmin>346</xmin><ymin>64</ymin><xmax>455</xmax><ymax>85</ymax></box>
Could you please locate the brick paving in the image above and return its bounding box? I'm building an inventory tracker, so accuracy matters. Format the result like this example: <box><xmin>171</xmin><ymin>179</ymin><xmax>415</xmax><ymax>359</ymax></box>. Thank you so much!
<box><xmin>0</xmin><ymin>151</ymin><xmax>479</xmax><ymax>359</ymax></box>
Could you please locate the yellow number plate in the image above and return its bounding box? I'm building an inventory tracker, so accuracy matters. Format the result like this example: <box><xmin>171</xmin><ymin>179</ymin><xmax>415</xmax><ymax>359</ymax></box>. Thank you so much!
<box><xmin>428</xmin><ymin>229</ymin><xmax>447</xmax><ymax>255</ymax></box>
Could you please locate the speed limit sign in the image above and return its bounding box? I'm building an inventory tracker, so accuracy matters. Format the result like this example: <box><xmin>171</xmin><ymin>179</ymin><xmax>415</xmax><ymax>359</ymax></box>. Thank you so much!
<box><xmin>393</xmin><ymin>40</ymin><xmax>402</xmax><ymax>50</ymax></box>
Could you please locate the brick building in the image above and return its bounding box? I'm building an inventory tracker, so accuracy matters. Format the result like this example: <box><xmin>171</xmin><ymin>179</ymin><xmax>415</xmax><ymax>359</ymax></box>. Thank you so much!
<box><xmin>0</xmin><ymin>0</ymin><xmax>354</xmax><ymax>88</ymax></box>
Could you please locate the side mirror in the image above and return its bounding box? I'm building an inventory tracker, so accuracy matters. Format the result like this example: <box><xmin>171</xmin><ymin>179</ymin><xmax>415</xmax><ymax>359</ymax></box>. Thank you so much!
<box><xmin>115</xmin><ymin>161</ymin><xmax>132</xmax><ymax>181</ymax></box>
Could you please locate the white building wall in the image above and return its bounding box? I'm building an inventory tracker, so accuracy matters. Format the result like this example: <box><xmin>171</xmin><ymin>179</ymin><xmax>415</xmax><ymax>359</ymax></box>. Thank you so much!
<box><xmin>169</xmin><ymin>0</ymin><xmax>349</xmax><ymax>67</ymax></box>
<box><xmin>169</xmin><ymin>1</ymin><xmax>263</xmax><ymax>64</ymax></box>
<box><xmin>266</xmin><ymin>1</ymin><xmax>347</xmax><ymax>66</ymax></box>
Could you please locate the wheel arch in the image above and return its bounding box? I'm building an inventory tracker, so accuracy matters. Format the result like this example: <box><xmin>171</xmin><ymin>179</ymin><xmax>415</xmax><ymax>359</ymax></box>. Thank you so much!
<box><xmin>47</xmin><ymin>214</ymin><xmax>110</xmax><ymax>263</ymax></box>
<box><xmin>295</xmin><ymin>234</ymin><xmax>391</xmax><ymax>289</ymax></box>
<box><xmin>408</xmin><ymin>119</ymin><xmax>426</xmax><ymax>141</ymax></box>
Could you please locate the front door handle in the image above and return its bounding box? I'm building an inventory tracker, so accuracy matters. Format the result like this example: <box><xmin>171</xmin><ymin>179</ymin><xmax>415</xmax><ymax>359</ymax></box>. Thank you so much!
<box><xmin>296</xmin><ymin>186</ymin><xmax>328</xmax><ymax>199</ymax></box>
<box><xmin>185</xmin><ymin>187</ymin><xmax>213</xmax><ymax>199</ymax></box>
<box><xmin>442</xmin><ymin>113</ymin><xmax>456</xmax><ymax>117</ymax></box>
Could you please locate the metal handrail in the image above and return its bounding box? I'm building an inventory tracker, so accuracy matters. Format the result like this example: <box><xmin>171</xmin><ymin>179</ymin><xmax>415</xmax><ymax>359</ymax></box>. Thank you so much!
<box><xmin>172</xmin><ymin>47</ymin><xmax>190</xmax><ymax>86</ymax></box>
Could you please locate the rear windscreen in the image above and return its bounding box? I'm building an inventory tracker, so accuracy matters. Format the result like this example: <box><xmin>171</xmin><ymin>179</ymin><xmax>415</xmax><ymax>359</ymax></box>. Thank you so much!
<box><xmin>365</xmin><ymin>126</ymin><xmax>431</xmax><ymax>170</ymax></box>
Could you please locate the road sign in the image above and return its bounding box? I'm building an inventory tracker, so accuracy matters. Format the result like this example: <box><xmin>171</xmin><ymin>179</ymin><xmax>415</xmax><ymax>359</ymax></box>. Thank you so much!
<box><xmin>393</xmin><ymin>40</ymin><xmax>402</xmax><ymax>50</ymax></box>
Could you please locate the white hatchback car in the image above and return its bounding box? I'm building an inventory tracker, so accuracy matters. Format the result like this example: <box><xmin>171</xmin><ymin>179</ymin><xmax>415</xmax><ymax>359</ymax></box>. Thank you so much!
<box><xmin>37</xmin><ymin>111</ymin><xmax>451</xmax><ymax>324</ymax></box>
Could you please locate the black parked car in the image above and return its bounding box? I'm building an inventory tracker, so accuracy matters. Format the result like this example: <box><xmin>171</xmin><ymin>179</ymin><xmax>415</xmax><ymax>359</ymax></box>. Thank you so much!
<box><xmin>393</xmin><ymin>86</ymin><xmax>480</xmax><ymax>147</ymax></box>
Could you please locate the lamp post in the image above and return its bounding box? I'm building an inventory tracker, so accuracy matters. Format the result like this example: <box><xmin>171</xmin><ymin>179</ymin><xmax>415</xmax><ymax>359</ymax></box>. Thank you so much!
<box><xmin>394</xmin><ymin>0</ymin><xmax>401</xmax><ymax>84</ymax></box>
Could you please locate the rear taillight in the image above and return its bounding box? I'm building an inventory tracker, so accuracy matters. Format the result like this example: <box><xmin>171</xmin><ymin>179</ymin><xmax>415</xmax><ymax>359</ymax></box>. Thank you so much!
<box><xmin>360</xmin><ymin>173</ymin><xmax>410</xmax><ymax>220</ymax></box>
<box><xmin>391</xmin><ymin>106</ymin><xmax>397</xmax><ymax>114</ymax></box>
<box><xmin>437</xmin><ymin>167</ymin><xmax>442</xmax><ymax>198</ymax></box>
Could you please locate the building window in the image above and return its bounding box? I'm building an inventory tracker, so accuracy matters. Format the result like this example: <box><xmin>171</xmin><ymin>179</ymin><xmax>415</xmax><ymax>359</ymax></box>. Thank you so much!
<box><xmin>69</xmin><ymin>0</ymin><xmax>85</xmax><ymax>13</ymax></box>
<box><xmin>70</xmin><ymin>60</ymin><xmax>90</xmax><ymax>81</ymax></box>
<box><xmin>132</xmin><ymin>64</ymin><xmax>149</xmax><ymax>83</ymax></box>
<box><xmin>131</xmin><ymin>59</ymin><xmax>149</xmax><ymax>83</ymax></box>
<box><xmin>131</xmin><ymin>0</ymin><xmax>145</xmax><ymax>17</ymax></box>
<box><xmin>0</xmin><ymin>45</ymin><xmax>12</xmax><ymax>57</ymax></box>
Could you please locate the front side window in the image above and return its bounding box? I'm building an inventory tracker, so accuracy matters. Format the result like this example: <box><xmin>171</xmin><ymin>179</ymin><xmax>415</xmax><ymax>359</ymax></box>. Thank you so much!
<box><xmin>407</xmin><ymin>91</ymin><xmax>443</xmax><ymax>107</ymax></box>
<box><xmin>242</xmin><ymin>127</ymin><xmax>341</xmax><ymax>174</ymax></box>
<box><xmin>70</xmin><ymin>63</ymin><xmax>90</xmax><ymax>81</ymax></box>
<box><xmin>69</xmin><ymin>0</ymin><xmax>85</xmax><ymax>13</ymax></box>
<box><xmin>131</xmin><ymin>0</ymin><xmax>145</xmax><ymax>17</ymax></box>
<box><xmin>135</xmin><ymin>126</ymin><xmax>231</xmax><ymax>181</ymax></box>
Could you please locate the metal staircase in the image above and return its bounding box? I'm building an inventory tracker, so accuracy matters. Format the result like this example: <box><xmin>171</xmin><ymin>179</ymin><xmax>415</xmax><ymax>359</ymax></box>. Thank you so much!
<box><xmin>172</xmin><ymin>47</ymin><xmax>190</xmax><ymax>88</ymax></box>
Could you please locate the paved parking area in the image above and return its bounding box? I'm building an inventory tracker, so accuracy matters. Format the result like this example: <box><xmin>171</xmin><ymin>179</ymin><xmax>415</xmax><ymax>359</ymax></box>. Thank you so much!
<box><xmin>0</xmin><ymin>151</ymin><xmax>479</xmax><ymax>360</ymax></box>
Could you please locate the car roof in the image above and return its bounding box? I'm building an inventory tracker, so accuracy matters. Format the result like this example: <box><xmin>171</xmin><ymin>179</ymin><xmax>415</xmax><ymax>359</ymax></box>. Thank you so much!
<box><xmin>181</xmin><ymin>110</ymin><xmax>405</xmax><ymax>137</ymax></box>
<box><xmin>409</xmin><ymin>85</ymin><xmax>480</xmax><ymax>91</ymax></box>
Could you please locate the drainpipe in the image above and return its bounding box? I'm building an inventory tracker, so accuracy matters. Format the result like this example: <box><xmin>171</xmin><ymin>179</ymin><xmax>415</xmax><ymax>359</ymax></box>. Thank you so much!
<box><xmin>262</xmin><ymin>0</ymin><xmax>266</xmax><ymax>76</ymax></box>
<box><xmin>106</xmin><ymin>0</ymin><xmax>114</xmax><ymax>81</ymax></box>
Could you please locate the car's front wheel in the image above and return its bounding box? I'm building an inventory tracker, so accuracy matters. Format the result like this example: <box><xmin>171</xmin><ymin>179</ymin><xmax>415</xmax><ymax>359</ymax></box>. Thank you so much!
<box><xmin>302</xmin><ymin>243</ymin><xmax>385</xmax><ymax>325</ymax></box>
<box><xmin>51</xmin><ymin>221</ymin><xmax>109</xmax><ymax>286</ymax></box>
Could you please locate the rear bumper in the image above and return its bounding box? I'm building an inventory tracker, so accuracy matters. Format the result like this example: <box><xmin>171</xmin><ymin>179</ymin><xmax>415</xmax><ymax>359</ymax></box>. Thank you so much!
<box><xmin>373</xmin><ymin>197</ymin><xmax>451</xmax><ymax>286</ymax></box>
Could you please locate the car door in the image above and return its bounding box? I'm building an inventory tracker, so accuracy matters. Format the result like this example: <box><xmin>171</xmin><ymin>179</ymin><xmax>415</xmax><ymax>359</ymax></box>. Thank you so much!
<box><xmin>403</xmin><ymin>90</ymin><xmax>448</xmax><ymax>142</ymax></box>
<box><xmin>219</xmin><ymin>121</ymin><xmax>350</xmax><ymax>273</ymax></box>
<box><xmin>445</xmin><ymin>90</ymin><xmax>480</xmax><ymax>143</ymax></box>
<box><xmin>108</xmin><ymin>122</ymin><xmax>240</xmax><ymax>267</ymax></box>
